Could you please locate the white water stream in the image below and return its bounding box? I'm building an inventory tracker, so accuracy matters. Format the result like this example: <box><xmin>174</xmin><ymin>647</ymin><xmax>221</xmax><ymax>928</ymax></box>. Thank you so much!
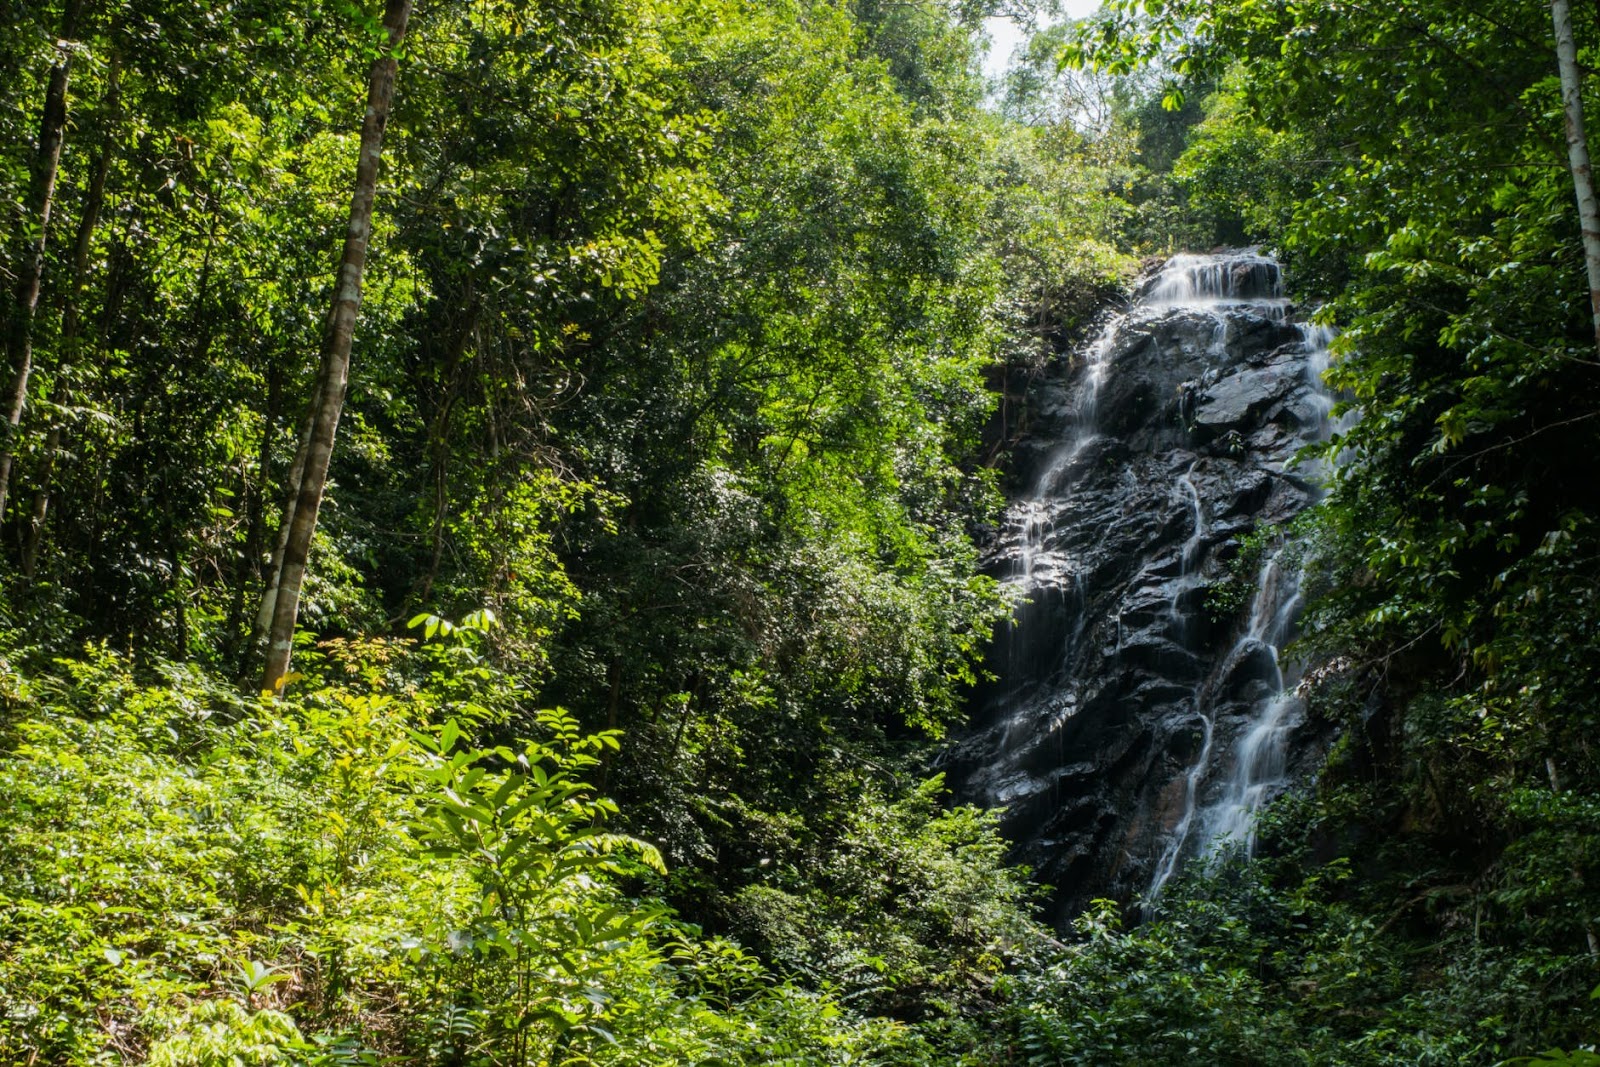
<box><xmin>1146</xmin><ymin>294</ymin><xmax>1342</xmax><ymax>899</ymax></box>
<box><xmin>1201</xmin><ymin>546</ymin><xmax>1308</xmax><ymax>854</ymax></box>
<box><xmin>1145</xmin><ymin>463</ymin><xmax>1214</xmax><ymax>900</ymax></box>
<box><xmin>998</xmin><ymin>320</ymin><xmax>1118</xmax><ymax>752</ymax></box>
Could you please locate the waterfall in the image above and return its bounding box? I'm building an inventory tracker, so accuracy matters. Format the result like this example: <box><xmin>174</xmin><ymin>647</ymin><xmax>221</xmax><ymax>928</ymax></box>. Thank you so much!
<box><xmin>1143</xmin><ymin>251</ymin><xmax>1287</xmax><ymax>312</ymax></box>
<box><xmin>996</xmin><ymin>320</ymin><xmax>1118</xmax><ymax>752</ymax></box>
<box><xmin>1139</xmin><ymin>252</ymin><xmax>1311</xmax><ymax>899</ymax></box>
<box><xmin>1192</xmin><ymin>323</ymin><xmax>1339</xmax><ymax>861</ymax></box>
<box><xmin>1144</xmin><ymin>463</ymin><xmax>1213</xmax><ymax>900</ymax></box>
<box><xmin>1147</xmin><ymin>319</ymin><xmax>1339</xmax><ymax>897</ymax></box>
<box><xmin>1017</xmin><ymin>319</ymin><xmax>1117</xmax><ymax>552</ymax></box>
<box><xmin>1198</xmin><ymin>546</ymin><xmax>1307</xmax><ymax>855</ymax></box>
<box><xmin>951</xmin><ymin>249</ymin><xmax>1351</xmax><ymax>922</ymax></box>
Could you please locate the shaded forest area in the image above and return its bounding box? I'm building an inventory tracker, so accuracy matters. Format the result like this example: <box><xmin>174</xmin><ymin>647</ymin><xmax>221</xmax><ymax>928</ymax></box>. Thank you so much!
<box><xmin>2</xmin><ymin>0</ymin><xmax>1600</xmax><ymax>1063</ymax></box>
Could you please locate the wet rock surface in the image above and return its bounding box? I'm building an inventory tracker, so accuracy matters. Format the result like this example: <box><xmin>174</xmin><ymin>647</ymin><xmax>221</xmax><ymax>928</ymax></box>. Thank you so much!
<box><xmin>945</xmin><ymin>252</ymin><xmax>1337</xmax><ymax>926</ymax></box>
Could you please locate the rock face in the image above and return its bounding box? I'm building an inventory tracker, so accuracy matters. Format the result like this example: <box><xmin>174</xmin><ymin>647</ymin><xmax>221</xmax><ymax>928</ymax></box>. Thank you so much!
<box><xmin>947</xmin><ymin>252</ymin><xmax>1339</xmax><ymax>925</ymax></box>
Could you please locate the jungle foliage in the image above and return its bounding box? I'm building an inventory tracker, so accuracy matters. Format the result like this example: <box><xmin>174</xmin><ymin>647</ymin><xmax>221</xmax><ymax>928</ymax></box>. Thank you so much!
<box><xmin>8</xmin><ymin>0</ymin><xmax>1600</xmax><ymax>1060</ymax></box>
<box><xmin>0</xmin><ymin>628</ymin><xmax>1051</xmax><ymax>1063</ymax></box>
<box><xmin>0</xmin><ymin>0</ymin><xmax>1152</xmax><ymax>1061</ymax></box>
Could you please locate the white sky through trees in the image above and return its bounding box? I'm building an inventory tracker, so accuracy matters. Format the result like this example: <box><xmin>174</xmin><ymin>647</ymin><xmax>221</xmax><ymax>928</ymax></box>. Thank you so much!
<box><xmin>982</xmin><ymin>1</ymin><xmax>1101</xmax><ymax>81</ymax></box>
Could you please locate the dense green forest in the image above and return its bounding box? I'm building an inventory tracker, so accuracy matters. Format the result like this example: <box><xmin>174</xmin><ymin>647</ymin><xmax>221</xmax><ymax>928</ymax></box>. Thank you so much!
<box><xmin>2</xmin><ymin>0</ymin><xmax>1600</xmax><ymax>1062</ymax></box>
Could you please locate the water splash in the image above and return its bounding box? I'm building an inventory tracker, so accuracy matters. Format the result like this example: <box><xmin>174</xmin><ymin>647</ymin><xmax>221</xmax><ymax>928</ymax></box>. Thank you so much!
<box><xmin>1143</xmin><ymin>250</ymin><xmax>1289</xmax><ymax>319</ymax></box>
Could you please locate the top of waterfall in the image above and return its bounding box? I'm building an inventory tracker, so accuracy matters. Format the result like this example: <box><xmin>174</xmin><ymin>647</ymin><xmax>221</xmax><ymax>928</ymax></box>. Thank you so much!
<box><xmin>1140</xmin><ymin>250</ymin><xmax>1285</xmax><ymax>309</ymax></box>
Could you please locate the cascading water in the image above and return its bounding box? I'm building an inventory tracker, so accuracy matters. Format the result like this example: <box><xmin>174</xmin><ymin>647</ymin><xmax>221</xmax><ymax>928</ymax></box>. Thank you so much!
<box><xmin>950</xmin><ymin>250</ymin><xmax>1351</xmax><ymax>923</ymax></box>
<box><xmin>1144</xmin><ymin>251</ymin><xmax>1287</xmax><ymax>312</ymax></box>
<box><xmin>1146</xmin><ymin>322</ymin><xmax>1340</xmax><ymax>894</ymax></box>
<box><xmin>1014</xmin><ymin>321</ymin><xmax>1117</xmax><ymax>577</ymax></box>
<box><xmin>1198</xmin><ymin>547</ymin><xmax>1307</xmax><ymax>855</ymax></box>
<box><xmin>993</xmin><ymin>322</ymin><xmax>1118</xmax><ymax>753</ymax></box>
<box><xmin>1144</xmin><ymin>465</ymin><xmax>1212</xmax><ymax>901</ymax></box>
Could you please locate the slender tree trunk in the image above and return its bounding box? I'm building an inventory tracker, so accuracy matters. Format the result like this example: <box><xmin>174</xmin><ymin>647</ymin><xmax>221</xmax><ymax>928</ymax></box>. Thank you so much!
<box><xmin>1553</xmin><ymin>0</ymin><xmax>1600</xmax><ymax>356</ymax></box>
<box><xmin>173</xmin><ymin>533</ymin><xmax>189</xmax><ymax>656</ymax></box>
<box><xmin>599</xmin><ymin>656</ymin><xmax>623</xmax><ymax>790</ymax></box>
<box><xmin>249</xmin><ymin>371</ymin><xmax>320</xmax><ymax>673</ymax></box>
<box><xmin>60</xmin><ymin>57</ymin><xmax>117</xmax><ymax>347</ymax></box>
<box><xmin>19</xmin><ymin>426</ymin><xmax>59</xmax><ymax>577</ymax></box>
<box><xmin>228</xmin><ymin>362</ymin><xmax>280</xmax><ymax>674</ymax></box>
<box><xmin>25</xmin><ymin>58</ymin><xmax>120</xmax><ymax>576</ymax></box>
<box><xmin>0</xmin><ymin>0</ymin><xmax>84</xmax><ymax>523</ymax></box>
<box><xmin>259</xmin><ymin>0</ymin><xmax>412</xmax><ymax>693</ymax></box>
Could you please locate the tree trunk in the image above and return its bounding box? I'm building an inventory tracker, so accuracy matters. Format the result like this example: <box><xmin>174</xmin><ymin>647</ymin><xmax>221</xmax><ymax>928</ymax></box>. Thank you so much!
<box><xmin>1546</xmin><ymin>756</ymin><xmax>1600</xmax><ymax>956</ymax></box>
<box><xmin>228</xmin><ymin>362</ymin><xmax>281</xmax><ymax>675</ymax></box>
<box><xmin>249</xmin><ymin>366</ymin><xmax>321</xmax><ymax>675</ymax></box>
<box><xmin>1553</xmin><ymin>0</ymin><xmax>1600</xmax><ymax>356</ymax></box>
<box><xmin>59</xmin><ymin>56</ymin><xmax>117</xmax><ymax>351</ymax></box>
<box><xmin>0</xmin><ymin>0</ymin><xmax>84</xmax><ymax>523</ymax></box>
<box><xmin>259</xmin><ymin>0</ymin><xmax>413</xmax><ymax>694</ymax></box>
<box><xmin>24</xmin><ymin>57</ymin><xmax>120</xmax><ymax>576</ymax></box>
<box><xmin>20</xmin><ymin>425</ymin><xmax>59</xmax><ymax>577</ymax></box>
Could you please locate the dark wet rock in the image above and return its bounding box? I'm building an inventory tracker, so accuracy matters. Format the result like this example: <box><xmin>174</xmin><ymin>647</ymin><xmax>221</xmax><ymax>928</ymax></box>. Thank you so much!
<box><xmin>1214</xmin><ymin>641</ymin><xmax>1283</xmax><ymax>703</ymax></box>
<box><xmin>1192</xmin><ymin>366</ymin><xmax>1298</xmax><ymax>435</ymax></box>
<box><xmin>948</xmin><ymin>252</ymin><xmax>1340</xmax><ymax>924</ymax></box>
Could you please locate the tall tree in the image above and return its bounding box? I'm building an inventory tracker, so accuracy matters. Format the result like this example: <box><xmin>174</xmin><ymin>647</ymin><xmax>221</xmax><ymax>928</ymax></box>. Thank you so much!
<box><xmin>0</xmin><ymin>0</ymin><xmax>83</xmax><ymax>523</ymax></box>
<box><xmin>21</xmin><ymin>56</ymin><xmax>119</xmax><ymax>577</ymax></box>
<box><xmin>258</xmin><ymin>0</ymin><xmax>413</xmax><ymax>693</ymax></box>
<box><xmin>1552</xmin><ymin>0</ymin><xmax>1600</xmax><ymax>357</ymax></box>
